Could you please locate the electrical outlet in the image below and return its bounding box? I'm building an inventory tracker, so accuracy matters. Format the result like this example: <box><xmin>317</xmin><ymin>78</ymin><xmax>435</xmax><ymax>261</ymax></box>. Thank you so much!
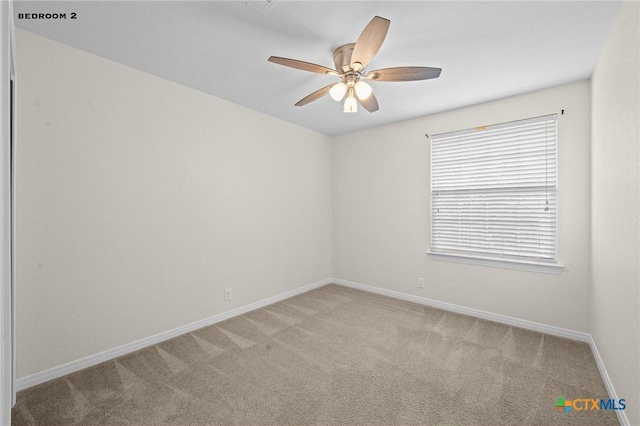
<box><xmin>417</xmin><ymin>277</ymin><xmax>425</xmax><ymax>289</ymax></box>
<box><xmin>224</xmin><ymin>288</ymin><xmax>232</xmax><ymax>301</ymax></box>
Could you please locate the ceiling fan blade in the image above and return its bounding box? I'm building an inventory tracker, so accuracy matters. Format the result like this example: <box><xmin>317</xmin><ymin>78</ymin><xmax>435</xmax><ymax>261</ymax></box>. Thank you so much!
<box><xmin>365</xmin><ymin>67</ymin><xmax>442</xmax><ymax>82</ymax></box>
<box><xmin>350</xmin><ymin>16</ymin><xmax>390</xmax><ymax>71</ymax></box>
<box><xmin>268</xmin><ymin>56</ymin><xmax>337</xmax><ymax>75</ymax></box>
<box><xmin>295</xmin><ymin>84</ymin><xmax>335</xmax><ymax>106</ymax></box>
<box><xmin>357</xmin><ymin>92</ymin><xmax>379</xmax><ymax>113</ymax></box>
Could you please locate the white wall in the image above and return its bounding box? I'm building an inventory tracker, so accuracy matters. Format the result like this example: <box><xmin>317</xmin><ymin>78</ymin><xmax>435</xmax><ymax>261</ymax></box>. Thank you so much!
<box><xmin>591</xmin><ymin>2</ymin><xmax>640</xmax><ymax>425</ymax></box>
<box><xmin>15</xmin><ymin>29</ymin><xmax>332</xmax><ymax>378</ymax></box>
<box><xmin>333</xmin><ymin>81</ymin><xmax>592</xmax><ymax>332</ymax></box>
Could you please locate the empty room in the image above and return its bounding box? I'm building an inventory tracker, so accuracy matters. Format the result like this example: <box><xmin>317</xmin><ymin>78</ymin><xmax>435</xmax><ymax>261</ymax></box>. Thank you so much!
<box><xmin>0</xmin><ymin>1</ymin><xmax>638</xmax><ymax>425</ymax></box>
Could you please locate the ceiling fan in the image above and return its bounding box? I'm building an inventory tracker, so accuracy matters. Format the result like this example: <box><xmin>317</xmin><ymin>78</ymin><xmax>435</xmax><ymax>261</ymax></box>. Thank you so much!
<box><xmin>268</xmin><ymin>16</ymin><xmax>442</xmax><ymax>113</ymax></box>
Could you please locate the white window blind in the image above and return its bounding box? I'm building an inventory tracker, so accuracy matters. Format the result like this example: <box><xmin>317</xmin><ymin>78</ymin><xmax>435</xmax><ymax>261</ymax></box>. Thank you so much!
<box><xmin>430</xmin><ymin>114</ymin><xmax>558</xmax><ymax>262</ymax></box>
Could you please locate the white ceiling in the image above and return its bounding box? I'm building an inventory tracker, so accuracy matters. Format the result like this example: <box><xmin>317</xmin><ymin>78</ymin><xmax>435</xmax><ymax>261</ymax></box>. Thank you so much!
<box><xmin>15</xmin><ymin>1</ymin><xmax>621</xmax><ymax>136</ymax></box>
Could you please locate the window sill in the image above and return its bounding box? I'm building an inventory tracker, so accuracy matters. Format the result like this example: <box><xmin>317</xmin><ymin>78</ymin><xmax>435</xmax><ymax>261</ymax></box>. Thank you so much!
<box><xmin>426</xmin><ymin>251</ymin><xmax>563</xmax><ymax>275</ymax></box>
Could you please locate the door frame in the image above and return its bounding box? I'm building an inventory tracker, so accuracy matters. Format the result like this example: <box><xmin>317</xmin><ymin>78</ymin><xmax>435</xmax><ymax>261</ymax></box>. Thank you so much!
<box><xmin>1</xmin><ymin>0</ymin><xmax>16</xmax><ymax>422</ymax></box>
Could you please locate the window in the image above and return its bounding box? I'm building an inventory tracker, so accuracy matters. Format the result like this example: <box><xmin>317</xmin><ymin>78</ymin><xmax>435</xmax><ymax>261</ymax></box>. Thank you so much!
<box><xmin>429</xmin><ymin>114</ymin><xmax>560</xmax><ymax>273</ymax></box>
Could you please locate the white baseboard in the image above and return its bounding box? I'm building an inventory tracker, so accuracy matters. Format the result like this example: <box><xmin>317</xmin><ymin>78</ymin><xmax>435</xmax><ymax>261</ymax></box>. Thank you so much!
<box><xmin>332</xmin><ymin>278</ymin><xmax>590</xmax><ymax>342</ymax></box>
<box><xmin>16</xmin><ymin>278</ymin><xmax>333</xmax><ymax>392</ymax></box>
<box><xmin>588</xmin><ymin>337</ymin><xmax>630</xmax><ymax>426</ymax></box>
<box><xmin>333</xmin><ymin>278</ymin><xmax>631</xmax><ymax>424</ymax></box>
<box><xmin>17</xmin><ymin>276</ymin><xmax>628</xmax><ymax>426</ymax></box>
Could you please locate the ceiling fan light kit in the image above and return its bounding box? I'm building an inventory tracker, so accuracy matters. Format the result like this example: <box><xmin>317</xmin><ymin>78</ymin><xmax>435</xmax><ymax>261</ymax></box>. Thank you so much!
<box><xmin>329</xmin><ymin>82</ymin><xmax>347</xmax><ymax>101</ymax></box>
<box><xmin>268</xmin><ymin>16</ymin><xmax>442</xmax><ymax>114</ymax></box>
<box><xmin>354</xmin><ymin>80</ymin><xmax>372</xmax><ymax>100</ymax></box>
<box><xmin>344</xmin><ymin>90</ymin><xmax>358</xmax><ymax>113</ymax></box>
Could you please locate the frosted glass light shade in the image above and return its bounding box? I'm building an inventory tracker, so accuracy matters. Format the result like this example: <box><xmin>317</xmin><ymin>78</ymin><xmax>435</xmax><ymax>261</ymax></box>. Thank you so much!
<box><xmin>329</xmin><ymin>82</ymin><xmax>347</xmax><ymax>101</ymax></box>
<box><xmin>343</xmin><ymin>95</ymin><xmax>357</xmax><ymax>113</ymax></box>
<box><xmin>354</xmin><ymin>81</ymin><xmax>372</xmax><ymax>100</ymax></box>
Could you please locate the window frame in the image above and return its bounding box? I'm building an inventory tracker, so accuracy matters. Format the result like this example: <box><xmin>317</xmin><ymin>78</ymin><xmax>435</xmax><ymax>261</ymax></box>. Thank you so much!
<box><xmin>427</xmin><ymin>114</ymin><xmax>563</xmax><ymax>274</ymax></box>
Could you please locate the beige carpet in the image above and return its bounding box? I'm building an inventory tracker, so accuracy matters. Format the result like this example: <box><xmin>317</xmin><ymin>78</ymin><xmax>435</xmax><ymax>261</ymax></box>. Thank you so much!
<box><xmin>12</xmin><ymin>284</ymin><xmax>618</xmax><ymax>425</ymax></box>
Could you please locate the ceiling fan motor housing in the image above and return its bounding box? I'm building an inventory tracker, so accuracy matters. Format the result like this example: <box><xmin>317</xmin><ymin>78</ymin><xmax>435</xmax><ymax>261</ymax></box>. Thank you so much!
<box><xmin>333</xmin><ymin>43</ymin><xmax>356</xmax><ymax>73</ymax></box>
